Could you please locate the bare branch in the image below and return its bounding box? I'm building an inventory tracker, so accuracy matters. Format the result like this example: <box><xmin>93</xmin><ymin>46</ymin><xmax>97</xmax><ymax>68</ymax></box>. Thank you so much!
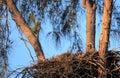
<box><xmin>5</xmin><ymin>0</ymin><xmax>45</xmax><ymax>61</ymax></box>
<box><xmin>82</xmin><ymin>0</ymin><xmax>86</xmax><ymax>8</ymax></box>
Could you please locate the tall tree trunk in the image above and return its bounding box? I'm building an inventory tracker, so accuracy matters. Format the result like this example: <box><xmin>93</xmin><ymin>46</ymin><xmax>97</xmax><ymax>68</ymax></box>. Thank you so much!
<box><xmin>82</xmin><ymin>0</ymin><xmax>96</xmax><ymax>53</ymax></box>
<box><xmin>5</xmin><ymin>0</ymin><xmax>45</xmax><ymax>61</ymax></box>
<box><xmin>98</xmin><ymin>0</ymin><xmax>113</xmax><ymax>78</ymax></box>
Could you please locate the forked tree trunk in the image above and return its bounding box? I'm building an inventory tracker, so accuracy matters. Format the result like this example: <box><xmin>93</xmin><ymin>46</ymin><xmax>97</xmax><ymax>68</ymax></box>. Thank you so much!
<box><xmin>5</xmin><ymin>0</ymin><xmax>45</xmax><ymax>61</ymax></box>
<box><xmin>98</xmin><ymin>0</ymin><xmax>113</xmax><ymax>77</ymax></box>
<box><xmin>82</xmin><ymin>0</ymin><xmax>96</xmax><ymax>53</ymax></box>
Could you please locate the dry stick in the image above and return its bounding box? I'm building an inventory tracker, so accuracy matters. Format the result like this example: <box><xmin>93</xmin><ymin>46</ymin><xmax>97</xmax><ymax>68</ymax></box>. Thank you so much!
<box><xmin>112</xmin><ymin>66</ymin><xmax>120</xmax><ymax>72</ymax></box>
<box><xmin>7</xmin><ymin>67</ymin><xmax>24</xmax><ymax>78</ymax></box>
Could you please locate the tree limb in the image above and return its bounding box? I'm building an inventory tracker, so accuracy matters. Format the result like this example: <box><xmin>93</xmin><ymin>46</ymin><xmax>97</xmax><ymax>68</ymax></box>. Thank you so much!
<box><xmin>5</xmin><ymin>0</ymin><xmax>45</xmax><ymax>61</ymax></box>
<box><xmin>82</xmin><ymin>0</ymin><xmax>86</xmax><ymax>8</ymax></box>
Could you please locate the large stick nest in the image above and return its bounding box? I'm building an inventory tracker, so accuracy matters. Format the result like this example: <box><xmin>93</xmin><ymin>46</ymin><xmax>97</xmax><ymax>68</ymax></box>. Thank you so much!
<box><xmin>13</xmin><ymin>51</ymin><xmax>120</xmax><ymax>78</ymax></box>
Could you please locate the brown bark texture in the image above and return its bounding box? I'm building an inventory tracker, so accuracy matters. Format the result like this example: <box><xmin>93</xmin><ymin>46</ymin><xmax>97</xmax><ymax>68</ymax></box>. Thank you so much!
<box><xmin>98</xmin><ymin>0</ymin><xmax>113</xmax><ymax>78</ymax></box>
<box><xmin>82</xmin><ymin>0</ymin><xmax>96</xmax><ymax>53</ymax></box>
<box><xmin>5</xmin><ymin>0</ymin><xmax>45</xmax><ymax>61</ymax></box>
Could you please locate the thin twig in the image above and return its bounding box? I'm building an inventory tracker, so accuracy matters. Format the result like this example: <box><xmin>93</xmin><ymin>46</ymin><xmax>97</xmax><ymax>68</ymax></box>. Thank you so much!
<box><xmin>22</xmin><ymin>38</ymin><xmax>35</xmax><ymax>62</ymax></box>
<box><xmin>17</xmin><ymin>27</ymin><xmax>35</xmax><ymax>62</ymax></box>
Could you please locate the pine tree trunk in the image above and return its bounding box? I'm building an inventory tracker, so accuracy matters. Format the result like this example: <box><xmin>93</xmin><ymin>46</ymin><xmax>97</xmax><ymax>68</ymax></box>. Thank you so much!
<box><xmin>82</xmin><ymin>0</ymin><xmax>96</xmax><ymax>53</ymax></box>
<box><xmin>5</xmin><ymin>0</ymin><xmax>45</xmax><ymax>61</ymax></box>
<box><xmin>98</xmin><ymin>0</ymin><xmax>113</xmax><ymax>78</ymax></box>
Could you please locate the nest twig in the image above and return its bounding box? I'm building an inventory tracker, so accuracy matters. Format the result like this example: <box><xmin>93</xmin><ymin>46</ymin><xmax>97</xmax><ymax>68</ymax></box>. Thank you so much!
<box><xmin>9</xmin><ymin>51</ymin><xmax>120</xmax><ymax>78</ymax></box>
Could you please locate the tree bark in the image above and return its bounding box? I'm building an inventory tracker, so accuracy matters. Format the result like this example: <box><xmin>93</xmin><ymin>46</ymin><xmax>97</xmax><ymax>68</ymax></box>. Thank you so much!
<box><xmin>5</xmin><ymin>0</ymin><xmax>45</xmax><ymax>61</ymax></box>
<box><xmin>98</xmin><ymin>0</ymin><xmax>113</xmax><ymax>78</ymax></box>
<box><xmin>82</xmin><ymin>0</ymin><xmax>96</xmax><ymax>53</ymax></box>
